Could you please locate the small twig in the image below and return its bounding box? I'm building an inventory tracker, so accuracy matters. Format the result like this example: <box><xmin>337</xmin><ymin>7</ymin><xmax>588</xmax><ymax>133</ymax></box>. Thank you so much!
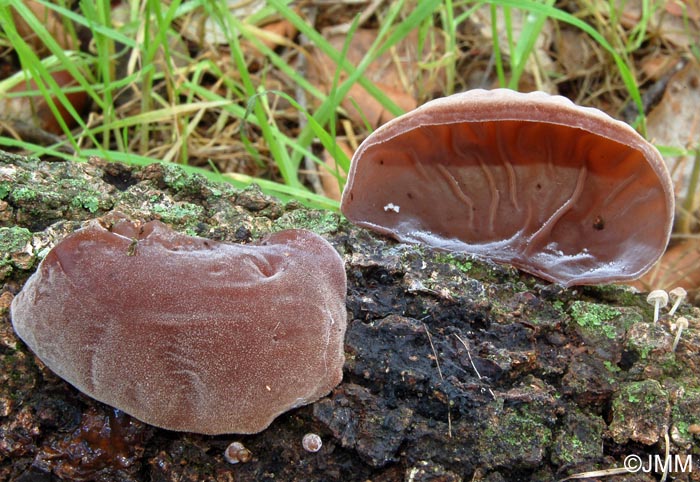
<box><xmin>0</xmin><ymin>119</ymin><xmax>68</xmax><ymax>151</ymax></box>
<box><xmin>660</xmin><ymin>428</ymin><xmax>670</xmax><ymax>482</ymax></box>
<box><xmin>454</xmin><ymin>333</ymin><xmax>496</xmax><ymax>400</ymax></box>
<box><xmin>560</xmin><ymin>428</ymin><xmax>671</xmax><ymax>482</ymax></box>
<box><xmin>423</xmin><ymin>323</ymin><xmax>444</xmax><ymax>381</ymax></box>
<box><xmin>557</xmin><ymin>467</ymin><xmax>632</xmax><ymax>481</ymax></box>
<box><xmin>423</xmin><ymin>322</ymin><xmax>451</xmax><ymax>438</ymax></box>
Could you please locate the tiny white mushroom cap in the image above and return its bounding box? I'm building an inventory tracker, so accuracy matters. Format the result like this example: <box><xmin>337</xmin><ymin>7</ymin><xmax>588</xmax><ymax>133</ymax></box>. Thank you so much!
<box><xmin>302</xmin><ymin>433</ymin><xmax>322</xmax><ymax>453</ymax></box>
<box><xmin>672</xmin><ymin>316</ymin><xmax>689</xmax><ymax>352</ymax></box>
<box><xmin>224</xmin><ymin>442</ymin><xmax>252</xmax><ymax>464</ymax></box>
<box><xmin>668</xmin><ymin>287</ymin><xmax>688</xmax><ymax>316</ymax></box>
<box><xmin>646</xmin><ymin>289</ymin><xmax>669</xmax><ymax>323</ymax></box>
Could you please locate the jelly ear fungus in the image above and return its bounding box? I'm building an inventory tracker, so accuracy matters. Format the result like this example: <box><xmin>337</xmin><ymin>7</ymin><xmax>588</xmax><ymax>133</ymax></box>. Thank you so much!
<box><xmin>341</xmin><ymin>89</ymin><xmax>674</xmax><ymax>287</ymax></box>
<box><xmin>10</xmin><ymin>217</ymin><xmax>347</xmax><ymax>435</ymax></box>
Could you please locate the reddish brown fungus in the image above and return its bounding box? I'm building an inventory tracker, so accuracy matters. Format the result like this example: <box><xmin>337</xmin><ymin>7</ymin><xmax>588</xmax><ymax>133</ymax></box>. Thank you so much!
<box><xmin>341</xmin><ymin>89</ymin><xmax>674</xmax><ymax>287</ymax></box>
<box><xmin>10</xmin><ymin>217</ymin><xmax>347</xmax><ymax>435</ymax></box>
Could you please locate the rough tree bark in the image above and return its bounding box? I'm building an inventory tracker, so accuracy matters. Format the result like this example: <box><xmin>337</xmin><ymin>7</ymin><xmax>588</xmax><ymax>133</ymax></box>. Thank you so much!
<box><xmin>1</xmin><ymin>151</ymin><xmax>698</xmax><ymax>481</ymax></box>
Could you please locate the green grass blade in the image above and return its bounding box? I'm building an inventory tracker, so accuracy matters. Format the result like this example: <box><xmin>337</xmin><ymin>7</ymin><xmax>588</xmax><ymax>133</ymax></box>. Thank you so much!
<box><xmin>204</xmin><ymin>0</ymin><xmax>304</xmax><ymax>190</ymax></box>
<box><xmin>507</xmin><ymin>0</ymin><xmax>556</xmax><ymax>90</ymax></box>
<box><xmin>491</xmin><ymin>4</ymin><xmax>506</xmax><ymax>86</ymax></box>
<box><xmin>476</xmin><ymin>0</ymin><xmax>645</xmax><ymax>131</ymax></box>
<box><xmin>4</xmin><ymin>1</ymin><xmax>102</xmax><ymax>109</ymax></box>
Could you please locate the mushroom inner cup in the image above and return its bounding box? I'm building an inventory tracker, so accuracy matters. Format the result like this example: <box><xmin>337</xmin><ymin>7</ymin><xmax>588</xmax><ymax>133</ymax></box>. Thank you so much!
<box><xmin>342</xmin><ymin>120</ymin><xmax>670</xmax><ymax>286</ymax></box>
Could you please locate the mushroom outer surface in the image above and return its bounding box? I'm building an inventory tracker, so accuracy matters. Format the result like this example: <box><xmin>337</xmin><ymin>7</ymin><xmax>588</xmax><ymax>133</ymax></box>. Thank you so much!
<box><xmin>340</xmin><ymin>89</ymin><xmax>675</xmax><ymax>287</ymax></box>
<box><xmin>10</xmin><ymin>218</ymin><xmax>347</xmax><ymax>435</ymax></box>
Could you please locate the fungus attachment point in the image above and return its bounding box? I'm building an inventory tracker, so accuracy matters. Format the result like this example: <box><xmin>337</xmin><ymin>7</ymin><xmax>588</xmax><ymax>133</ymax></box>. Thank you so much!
<box><xmin>10</xmin><ymin>217</ymin><xmax>347</xmax><ymax>435</ymax></box>
<box><xmin>672</xmin><ymin>317</ymin><xmax>689</xmax><ymax>352</ymax></box>
<box><xmin>340</xmin><ymin>89</ymin><xmax>674</xmax><ymax>287</ymax></box>
<box><xmin>646</xmin><ymin>290</ymin><xmax>669</xmax><ymax>323</ymax></box>
<box><xmin>668</xmin><ymin>287</ymin><xmax>687</xmax><ymax>316</ymax></box>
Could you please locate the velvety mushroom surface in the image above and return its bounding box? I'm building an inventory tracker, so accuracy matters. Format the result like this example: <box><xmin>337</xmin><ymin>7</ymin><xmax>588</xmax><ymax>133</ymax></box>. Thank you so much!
<box><xmin>10</xmin><ymin>218</ymin><xmax>347</xmax><ymax>435</ymax></box>
<box><xmin>341</xmin><ymin>89</ymin><xmax>674</xmax><ymax>287</ymax></box>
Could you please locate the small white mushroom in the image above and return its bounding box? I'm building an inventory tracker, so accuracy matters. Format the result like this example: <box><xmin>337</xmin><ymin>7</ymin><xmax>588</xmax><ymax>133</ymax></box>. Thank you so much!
<box><xmin>672</xmin><ymin>317</ymin><xmax>689</xmax><ymax>352</ymax></box>
<box><xmin>646</xmin><ymin>289</ymin><xmax>669</xmax><ymax>323</ymax></box>
<box><xmin>302</xmin><ymin>433</ymin><xmax>322</xmax><ymax>453</ymax></box>
<box><xmin>668</xmin><ymin>287</ymin><xmax>687</xmax><ymax>316</ymax></box>
<box><xmin>224</xmin><ymin>442</ymin><xmax>252</xmax><ymax>464</ymax></box>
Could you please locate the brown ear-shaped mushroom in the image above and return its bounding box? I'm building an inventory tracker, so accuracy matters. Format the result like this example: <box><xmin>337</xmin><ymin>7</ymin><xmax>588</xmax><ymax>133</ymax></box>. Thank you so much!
<box><xmin>341</xmin><ymin>89</ymin><xmax>674</xmax><ymax>287</ymax></box>
<box><xmin>10</xmin><ymin>218</ymin><xmax>347</xmax><ymax>435</ymax></box>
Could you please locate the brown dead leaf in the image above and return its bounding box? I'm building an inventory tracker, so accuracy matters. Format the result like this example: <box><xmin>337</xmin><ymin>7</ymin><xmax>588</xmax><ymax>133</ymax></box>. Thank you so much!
<box><xmin>236</xmin><ymin>20</ymin><xmax>298</xmax><ymax>69</ymax></box>
<box><xmin>556</xmin><ymin>30</ymin><xmax>599</xmax><ymax>77</ymax></box>
<box><xmin>631</xmin><ymin>238</ymin><xmax>700</xmax><ymax>296</ymax></box>
<box><xmin>613</xmin><ymin>0</ymin><xmax>700</xmax><ymax>47</ymax></box>
<box><xmin>1</xmin><ymin>70</ymin><xmax>88</xmax><ymax>134</ymax></box>
<box><xmin>319</xmin><ymin>141</ymin><xmax>351</xmax><ymax>201</ymax></box>
<box><xmin>640</xmin><ymin>52</ymin><xmax>682</xmax><ymax>81</ymax></box>
<box><xmin>468</xmin><ymin>6</ymin><xmax>557</xmax><ymax>93</ymax></box>
<box><xmin>3</xmin><ymin>1</ymin><xmax>86</xmax><ymax>134</ymax></box>
<box><xmin>342</xmin><ymin>81</ymin><xmax>416</xmax><ymax>128</ymax></box>
<box><xmin>646</xmin><ymin>61</ymin><xmax>700</xmax><ymax>197</ymax></box>
<box><xmin>306</xmin><ymin>28</ymin><xmax>447</xmax><ymax>128</ymax></box>
<box><xmin>665</xmin><ymin>0</ymin><xmax>700</xmax><ymax>22</ymax></box>
<box><xmin>179</xmin><ymin>0</ymin><xmax>267</xmax><ymax>45</ymax></box>
<box><xmin>10</xmin><ymin>0</ymin><xmax>78</xmax><ymax>54</ymax></box>
<box><xmin>258</xmin><ymin>20</ymin><xmax>297</xmax><ymax>50</ymax></box>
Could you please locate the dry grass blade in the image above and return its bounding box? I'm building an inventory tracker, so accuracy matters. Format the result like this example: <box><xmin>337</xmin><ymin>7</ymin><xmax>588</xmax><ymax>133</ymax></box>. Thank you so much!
<box><xmin>454</xmin><ymin>333</ymin><xmax>496</xmax><ymax>400</ymax></box>
<box><xmin>422</xmin><ymin>322</ymin><xmax>451</xmax><ymax>438</ymax></box>
<box><xmin>557</xmin><ymin>467</ymin><xmax>635</xmax><ymax>481</ymax></box>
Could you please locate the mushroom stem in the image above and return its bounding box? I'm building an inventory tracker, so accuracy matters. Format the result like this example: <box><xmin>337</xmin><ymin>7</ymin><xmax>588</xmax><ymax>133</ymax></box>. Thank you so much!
<box><xmin>668</xmin><ymin>287</ymin><xmax>687</xmax><ymax>317</ymax></box>
<box><xmin>654</xmin><ymin>303</ymin><xmax>661</xmax><ymax>324</ymax></box>
<box><xmin>646</xmin><ymin>290</ymin><xmax>669</xmax><ymax>323</ymax></box>
<box><xmin>672</xmin><ymin>317</ymin><xmax>689</xmax><ymax>352</ymax></box>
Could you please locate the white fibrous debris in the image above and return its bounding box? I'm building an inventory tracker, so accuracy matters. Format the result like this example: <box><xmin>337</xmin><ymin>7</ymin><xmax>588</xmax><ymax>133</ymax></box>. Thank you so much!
<box><xmin>302</xmin><ymin>433</ymin><xmax>322</xmax><ymax>452</ymax></box>
<box><xmin>383</xmin><ymin>203</ymin><xmax>400</xmax><ymax>213</ymax></box>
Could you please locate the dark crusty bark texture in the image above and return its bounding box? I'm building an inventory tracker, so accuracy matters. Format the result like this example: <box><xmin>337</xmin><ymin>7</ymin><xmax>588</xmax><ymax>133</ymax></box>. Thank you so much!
<box><xmin>1</xmin><ymin>151</ymin><xmax>698</xmax><ymax>481</ymax></box>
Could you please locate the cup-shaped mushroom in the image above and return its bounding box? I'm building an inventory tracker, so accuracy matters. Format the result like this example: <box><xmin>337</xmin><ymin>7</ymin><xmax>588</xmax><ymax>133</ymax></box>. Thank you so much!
<box><xmin>341</xmin><ymin>89</ymin><xmax>674</xmax><ymax>287</ymax></box>
<box><xmin>10</xmin><ymin>218</ymin><xmax>347</xmax><ymax>435</ymax></box>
